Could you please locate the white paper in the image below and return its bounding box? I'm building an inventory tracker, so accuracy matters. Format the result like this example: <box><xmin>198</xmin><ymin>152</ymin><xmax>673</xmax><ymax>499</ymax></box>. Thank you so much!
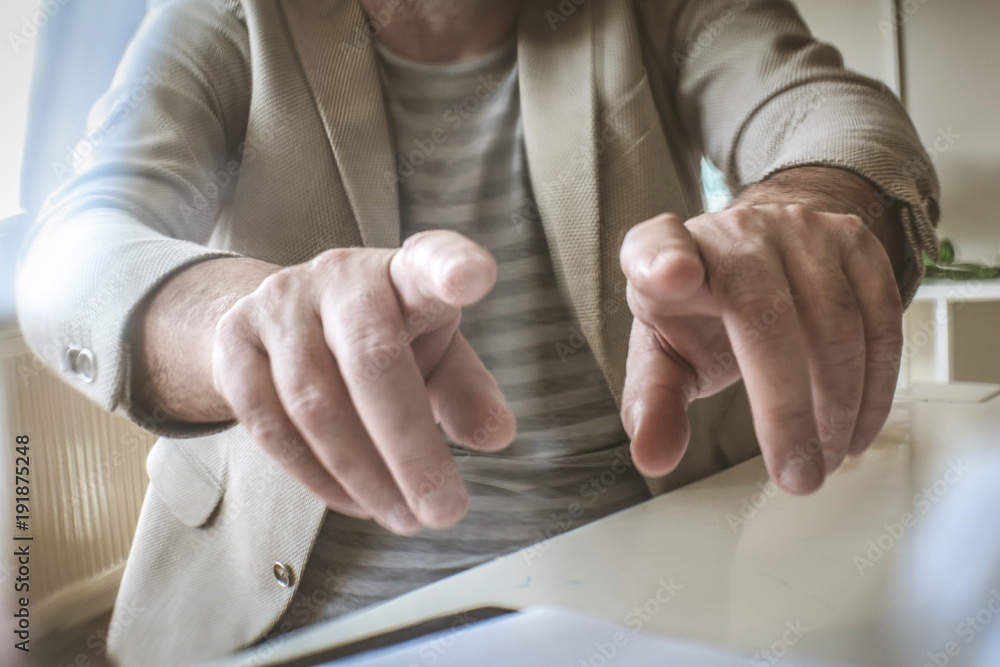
<box><xmin>318</xmin><ymin>607</ymin><xmax>846</xmax><ymax>666</ymax></box>
<box><xmin>896</xmin><ymin>382</ymin><xmax>1000</xmax><ymax>404</ymax></box>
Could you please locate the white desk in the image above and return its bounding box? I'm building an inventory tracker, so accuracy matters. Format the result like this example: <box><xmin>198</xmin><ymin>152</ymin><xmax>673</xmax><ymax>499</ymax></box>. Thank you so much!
<box><xmin>208</xmin><ymin>391</ymin><xmax>1000</xmax><ymax>667</ymax></box>
<box><xmin>910</xmin><ymin>278</ymin><xmax>1000</xmax><ymax>383</ymax></box>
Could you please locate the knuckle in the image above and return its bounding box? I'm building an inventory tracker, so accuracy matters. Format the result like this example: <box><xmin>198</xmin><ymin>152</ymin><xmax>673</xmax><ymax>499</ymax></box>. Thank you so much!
<box><xmin>839</xmin><ymin>224</ymin><xmax>871</xmax><ymax>253</ymax></box>
<box><xmin>213</xmin><ymin>304</ymin><xmax>259</xmax><ymax>364</ymax></box>
<box><xmin>822</xmin><ymin>331</ymin><xmax>866</xmax><ymax>366</ymax></box>
<box><xmin>722</xmin><ymin>204</ymin><xmax>759</xmax><ymax>226</ymax></box>
<box><xmin>323</xmin><ymin>453</ymin><xmax>365</xmax><ymax>483</ymax></box>
<box><xmin>335</xmin><ymin>288</ymin><xmax>400</xmax><ymax>339</ymax></box>
<box><xmin>784</xmin><ymin>203</ymin><xmax>813</xmax><ymax>221</ymax></box>
<box><xmin>716</xmin><ymin>232</ymin><xmax>771</xmax><ymax>275</ymax></box>
<box><xmin>813</xmin><ymin>296</ymin><xmax>865</xmax><ymax>360</ymax></box>
<box><xmin>257</xmin><ymin>269</ymin><xmax>297</xmax><ymax>301</ymax></box>
<box><xmin>867</xmin><ymin>391</ymin><xmax>896</xmax><ymax>418</ymax></box>
<box><xmin>339</xmin><ymin>281</ymin><xmax>395</xmax><ymax>318</ymax></box>
<box><xmin>839</xmin><ymin>213</ymin><xmax>870</xmax><ymax>238</ymax></box>
<box><xmin>283</xmin><ymin>385</ymin><xmax>330</xmax><ymax>430</ymax></box>
<box><xmin>824</xmin><ymin>394</ymin><xmax>861</xmax><ymax>434</ymax></box>
<box><xmin>246</xmin><ymin>415</ymin><xmax>293</xmax><ymax>450</ymax></box>
<box><xmin>214</xmin><ymin>305</ymin><xmax>247</xmax><ymax>346</ymax></box>
<box><xmin>717</xmin><ymin>206</ymin><xmax>766</xmax><ymax>239</ymax></box>
<box><xmin>874</xmin><ymin>311</ymin><xmax>904</xmax><ymax>341</ymax></box>
<box><xmin>728</xmin><ymin>287</ymin><xmax>780</xmax><ymax>329</ymax></box>
<box><xmin>767</xmin><ymin>408</ymin><xmax>818</xmax><ymax>454</ymax></box>
<box><xmin>339</xmin><ymin>328</ymin><xmax>406</xmax><ymax>382</ymax></box>
<box><xmin>871</xmin><ymin>322</ymin><xmax>904</xmax><ymax>356</ymax></box>
<box><xmin>252</xmin><ymin>270</ymin><xmax>306</xmax><ymax>325</ymax></box>
<box><xmin>309</xmin><ymin>247</ymin><xmax>356</xmax><ymax>277</ymax></box>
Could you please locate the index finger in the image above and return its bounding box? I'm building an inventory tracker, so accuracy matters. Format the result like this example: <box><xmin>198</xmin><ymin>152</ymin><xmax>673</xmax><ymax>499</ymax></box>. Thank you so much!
<box><xmin>691</xmin><ymin>210</ymin><xmax>825</xmax><ymax>494</ymax></box>
<box><xmin>620</xmin><ymin>214</ymin><xmax>714</xmax><ymax>321</ymax></box>
<box><xmin>314</xmin><ymin>234</ymin><xmax>501</xmax><ymax>530</ymax></box>
<box><xmin>321</xmin><ymin>278</ymin><xmax>468</xmax><ymax>530</ymax></box>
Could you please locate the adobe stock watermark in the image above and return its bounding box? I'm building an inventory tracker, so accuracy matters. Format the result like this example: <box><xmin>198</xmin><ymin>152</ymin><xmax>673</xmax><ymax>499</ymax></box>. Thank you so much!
<box><xmin>383</xmin><ymin>403</ymin><xmax>512</xmax><ymax>530</ymax></box>
<box><xmin>7</xmin><ymin>0</ymin><xmax>74</xmax><ymax>53</ymax></box>
<box><xmin>878</xmin><ymin>0</ymin><xmax>935</xmax><ymax>39</ymax></box>
<box><xmin>357</xmin><ymin>297</ymin><xmax>450</xmax><ymax>385</ymax></box>
<box><xmin>64</xmin><ymin>598</ymin><xmax>146</xmax><ymax>665</ymax></box>
<box><xmin>521</xmin><ymin>447</ymin><xmax>635</xmax><ymax>565</ymax></box>
<box><xmin>395</xmin><ymin>609</ymin><xmax>498</xmax><ymax>667</ymax></box>
<box><xmin>852</xmin><ymin>459</ymin><xmax>969</xmax><ymax>576</ymax></box>
<box><xmin>578</xmin><ymin>578</ymin><xmax>683</xmax><ymax>667</ymax></box>
<box><xmin>750</xmin><ymin>620</ymin><xmax>810</xmax><ymax>666</ymax></box>
<box><xmin>51</xmin><ymin>64</ymin><xmax>166</xmax><ymax>183</ymax></box>
<box><xmin>544</xmin><ymin>0</ymin><xmax>587</xmax><ymax>31</ymax></box>
<box><xmin>62</xmin><ymin>429</ymin><xmax>151</xmax><ymax>511</ymax></box>
<box><xmin>383</xmin><ymin>74</ymin><xmax>505</xmax><ymax>188</ymax></box>
<box><xmin>242</xmin><ymin>567</ymin><xmax>345</xmax><ymax>666</ymax></box>
<box><xmin>678</xmin><ymin>287</ymin><xmax>800</xmax><ymax>403</ymax></box>
<box><xmin>672</xmin><ymin>0</ymin><xmax>750</xmax><ymax>70</ymax></box>
<box><xmin>179</xmin><ymin>112</ymin><xmax>291</xmax><ymax>224</ymax></box>
<box><xmin>919</xmin><ymin>588</ymin><xmax>1000</xmax><ymax>667</ymax></box>
<box><xmin>724</xmin><ymin>478</ymin><xmax>779</xmax><ymax>533</ymax></box>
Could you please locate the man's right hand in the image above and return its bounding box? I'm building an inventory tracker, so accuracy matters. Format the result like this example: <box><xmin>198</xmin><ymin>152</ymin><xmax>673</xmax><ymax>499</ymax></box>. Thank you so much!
<box><xmin>136</xmin><ymin>231</ymin><xmax>516</xmax><ymax>535</ymax></box>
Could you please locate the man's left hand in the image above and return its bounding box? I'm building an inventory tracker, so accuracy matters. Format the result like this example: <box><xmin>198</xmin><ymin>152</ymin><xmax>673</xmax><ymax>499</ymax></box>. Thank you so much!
<box><xmin>619</xmin><ymin>202</ymin><xmax>903</xmax><ymax>494</ymax></box>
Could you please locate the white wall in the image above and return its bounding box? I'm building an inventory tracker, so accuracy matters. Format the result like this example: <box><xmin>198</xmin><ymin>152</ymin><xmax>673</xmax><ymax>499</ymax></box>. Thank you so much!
<box><xmin>903</xmin><ymin>0</ymin><xmax>1000</xmax><ymax>266</ymax></box>
<box><xmin>902</xmin><ymin>0</ymin><xmax>1000</xmax><ymax>383</ymax></box>
<box><xmin>0</xmin><ymin>0</ymin><xmax>42</xmax><ymax>219</ymax></box>
<box><xmin>794</xmin><ymin>0</ymin><xmax>899</xmax><ymax>93</ymax></box>
<box><xmin>795</xmin><ymin>0</ymin><xmax>1000</xmax><ymax>385</ymax></box>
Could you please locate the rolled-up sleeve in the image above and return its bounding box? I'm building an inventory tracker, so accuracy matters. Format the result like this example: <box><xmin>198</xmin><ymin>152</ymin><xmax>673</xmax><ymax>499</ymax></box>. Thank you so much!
<box><xmin>666</xmin><ymin>0</ymin><xmax>940</xmax><ymax>306</ymax></box>
<box><xmin>15</xmin><ymin>0</ymin><xmax>250</xmax><ymax>432</ymax></box>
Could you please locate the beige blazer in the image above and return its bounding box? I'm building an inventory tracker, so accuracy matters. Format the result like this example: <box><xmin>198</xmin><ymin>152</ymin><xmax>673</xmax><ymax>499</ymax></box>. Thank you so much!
<box><xmin>16</xmin><ymin>0</ymin><xmax>938</xmax><ymax>663</ymax></box>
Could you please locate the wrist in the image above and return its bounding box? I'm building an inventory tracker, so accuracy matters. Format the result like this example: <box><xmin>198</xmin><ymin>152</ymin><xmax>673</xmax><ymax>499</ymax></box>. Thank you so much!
<box><xmin>132</xmin><ymin>256</ymin><xmax>280</xmax><ymax>424</ymax></box>
<box><xmin>734</xmin><ymin>166</ymin><xmax>907</xmax><ymax>283</ymax></box>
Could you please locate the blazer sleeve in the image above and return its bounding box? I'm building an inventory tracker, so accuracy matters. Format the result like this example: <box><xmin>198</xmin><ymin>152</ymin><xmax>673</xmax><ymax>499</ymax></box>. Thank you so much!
<box><xmin>644</xmin><ymin>0</ymin><xmax>940</xmax><ymax>306</ymax></box>
<box><xmin>15</xmin><ymin>0</ymin><xmax>250</xmax><ymax>434</ymax></box>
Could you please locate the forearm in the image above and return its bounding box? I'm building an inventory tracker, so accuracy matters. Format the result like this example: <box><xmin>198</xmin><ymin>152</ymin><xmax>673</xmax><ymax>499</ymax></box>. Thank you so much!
<box><xmin>131</xmin><ymin>256</ymin><xmax>281</xmax><ymax>424</ymax></box>
<box><xmin>734</xmin><ymin>166</ymin><xmax>907</xmax><ymax>283</ymax></box>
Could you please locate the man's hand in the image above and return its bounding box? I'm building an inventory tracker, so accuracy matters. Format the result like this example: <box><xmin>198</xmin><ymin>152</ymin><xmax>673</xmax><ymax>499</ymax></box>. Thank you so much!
<box><xmin>135</xmin><ymin>231</ymin><xmax>515</xmax><ymax>534</ymax></box>
<box><xmin>619</xmin><ymin>171</ymin><xmax>904</xmax><ymax>494</ymax></box>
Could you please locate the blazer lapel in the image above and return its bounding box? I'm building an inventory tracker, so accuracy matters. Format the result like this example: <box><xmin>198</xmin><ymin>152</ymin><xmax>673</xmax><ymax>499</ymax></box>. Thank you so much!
<box><xmin>280</xmin><ymin>0</ymin><xmax>400</xmax><ymax>247</ymax></box>
<box><xmin>518</xmin><ymin>0</ymin><xmax>605</xmax><ymax>359</ymax></box>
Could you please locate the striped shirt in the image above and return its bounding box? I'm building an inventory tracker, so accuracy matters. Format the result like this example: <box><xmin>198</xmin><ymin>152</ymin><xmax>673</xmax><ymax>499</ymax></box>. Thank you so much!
<box><xmin>275</xmin><ymin>35</ymin><xmax>650</xmax><ymax>633</ymax></box>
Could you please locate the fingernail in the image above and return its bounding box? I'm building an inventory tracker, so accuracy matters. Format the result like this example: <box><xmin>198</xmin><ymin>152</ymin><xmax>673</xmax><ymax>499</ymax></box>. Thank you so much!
<box><xmin>385</xmin><ymin>505</ymin><xmax>422</xmax><ymax>535</ymax></box>
<box><xmin>849</xmin><ymin>433</ymin><xmax>869</xmax><ymax>454</ymax></box>
<box><xmin>824</xmin><ymin>449</ymin><xmax>845</xmax><ymax>474</ymax></box>
<box><xmin>637</xmin><ymin>251</ymin><xmax>668</xmax><ymax>283</ymax></box>
<box><xmin>779</xmin><ymin>455</ymin><xmax>824</xmax><ymax>495</ymax></box>
<box><xmin>417</xmin><ymin>488</ymin><xmax>468</xmax><ymax>528</ymax></box>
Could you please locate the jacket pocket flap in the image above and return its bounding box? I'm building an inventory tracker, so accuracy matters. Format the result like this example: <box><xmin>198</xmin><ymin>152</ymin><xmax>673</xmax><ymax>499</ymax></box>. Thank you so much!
<box><xmin>147</xmin><ymin>438</ymin><xmax>224</xmax><ymax>527</ymax></box>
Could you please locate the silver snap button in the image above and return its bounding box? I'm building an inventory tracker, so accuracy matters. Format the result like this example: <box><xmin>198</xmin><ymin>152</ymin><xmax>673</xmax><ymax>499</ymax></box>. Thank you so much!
<box><xmin>273</xmin><ymin>561</ymin><xmax>294</xmax><ymax>588</ymax></box>
<box><xmin>65</xmin><ymin>346</ymin><xmax>97</xmax><ymax>383</ymax></box>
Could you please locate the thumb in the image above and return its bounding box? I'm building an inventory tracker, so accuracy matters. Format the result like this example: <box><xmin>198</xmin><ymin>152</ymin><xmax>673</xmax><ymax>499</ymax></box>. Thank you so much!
<box><xmin>621</xmin><ymin>214</ymin><xmax>705</xmax><ymax>311</ymax></box>
<box><xmin>622</xmin><ymin>319</ymin><xmax>695</xmax><ymax>478</ymax></box>
<box><xmin>390</xmin><ymin>230</ymin><xmax>497</xmax><ymax>311</ymax></box>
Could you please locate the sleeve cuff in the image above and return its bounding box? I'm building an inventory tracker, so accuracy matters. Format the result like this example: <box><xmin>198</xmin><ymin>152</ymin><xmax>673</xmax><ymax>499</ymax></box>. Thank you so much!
<box><xmin>16</xmin><ymin>207</ymin><xmax>241</xmax><ymax>437</ymax></box>
<box><xmin>732</xmin><ymin>79</ymin><xmax>941</xmax><ymax>308</ymax></box>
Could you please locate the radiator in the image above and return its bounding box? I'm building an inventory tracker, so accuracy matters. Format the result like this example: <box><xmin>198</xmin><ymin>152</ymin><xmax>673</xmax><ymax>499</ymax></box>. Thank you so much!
<box><xmin>0</xmin><ymin>328</ymin><xmax>155</xmax><ymax>633</ymax></box>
